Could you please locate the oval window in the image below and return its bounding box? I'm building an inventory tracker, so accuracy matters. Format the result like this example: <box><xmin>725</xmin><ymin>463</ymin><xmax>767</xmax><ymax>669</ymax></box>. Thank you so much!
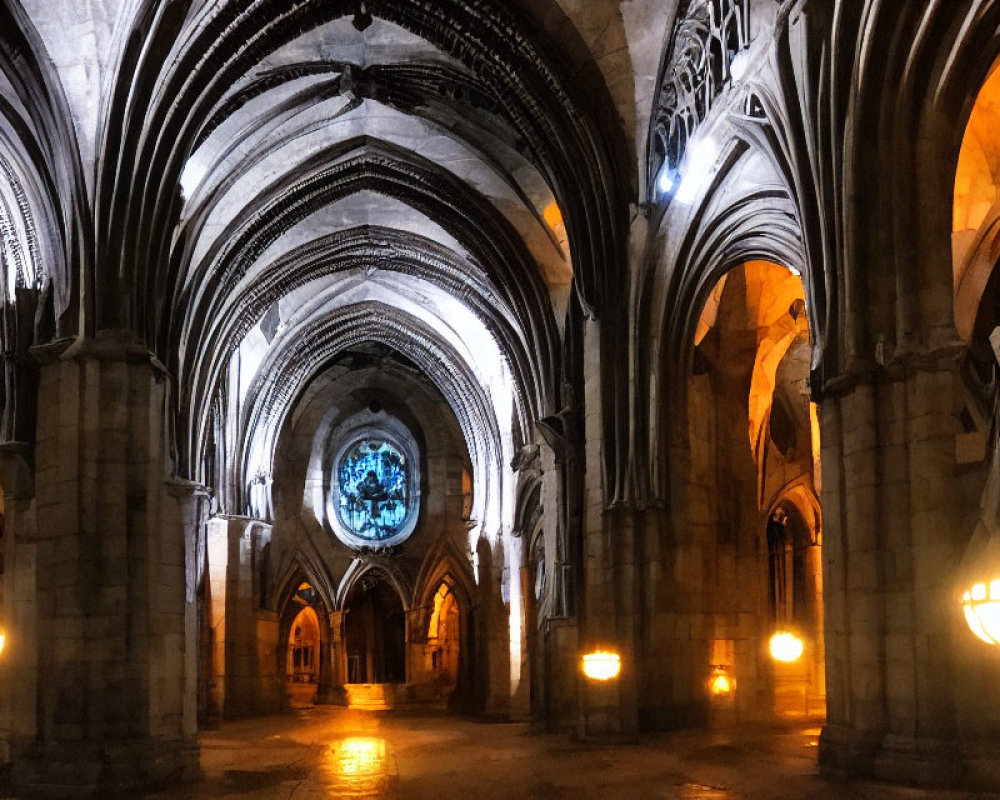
<box><xmin>335</xmin><ymin>439</ymin><xmax>411</xmax><ymax>541</ymax></box>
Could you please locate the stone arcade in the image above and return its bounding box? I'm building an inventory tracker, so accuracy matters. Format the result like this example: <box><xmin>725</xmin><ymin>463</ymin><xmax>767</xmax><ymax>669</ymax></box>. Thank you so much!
<box><xmin>0</xmin><ymin>0</ymin><xmax>999</xmax><ymax>795</ymax></box>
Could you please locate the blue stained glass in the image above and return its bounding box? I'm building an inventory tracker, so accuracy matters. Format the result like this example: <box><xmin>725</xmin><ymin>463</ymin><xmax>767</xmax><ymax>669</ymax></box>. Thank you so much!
<box><xmin>337</xmin><ymin>440</ymin><xmax>409</xmax><ymax>540</ymax></box>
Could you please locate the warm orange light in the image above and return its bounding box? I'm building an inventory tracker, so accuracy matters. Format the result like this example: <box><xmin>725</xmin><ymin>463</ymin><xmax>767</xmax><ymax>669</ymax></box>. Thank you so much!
<box><xmin>543</xmin><ymin>202</ymin><xmax>564</xmax><ymax>230</ymax></box>
<box><xmin>0</xmin><ymin>628</ymin><xmax>6</xmax><ymax>656</ymax></box>
<box><xmin>581</xmin><ymin>650</ymin><xmax>621</xmax><ymax>681</ymax></box>
<box><xmin>962</xmin><ymin>580</ymin><xmax>1000</xmax><ymax>644</ymax></box>
<box><xmin>769</xmin><ymin>631</ymin><xmax>804</xmax><ymax>662</ymax></box>
<box><xmin>336</xmin><ymin>737</ymin><xmax>386</xmax><ymax>776</ymax></box>
<box><xmin>709</xmin><ymin>670</ymin><xmax>732</xmax><ymax>696</ymax></box>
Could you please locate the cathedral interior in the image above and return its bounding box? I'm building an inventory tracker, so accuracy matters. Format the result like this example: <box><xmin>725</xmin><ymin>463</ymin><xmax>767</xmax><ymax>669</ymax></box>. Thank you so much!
<box><xmin>1</xmin><ymin>0</ymin><xmax>1000</xmax><ymax>796</ymax></box>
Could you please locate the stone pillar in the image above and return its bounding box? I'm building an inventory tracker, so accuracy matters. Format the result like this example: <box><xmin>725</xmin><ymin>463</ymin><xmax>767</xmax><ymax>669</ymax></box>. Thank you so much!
<box><xmin>315</xmin><ymin>609</ymin><xmax>344</xmax><ymax>705</ymax></box>
<box><xmin>163</xmin><ymin>479</ymin><xmax>206</xmax><ymax>765</ymax></box>
<box><xmin>507</xmin><ymin>535</ymin><xmax>530</xmax><ymax>719</ymax></box>
<box><xmin>819</xmin><ymin>357</ymin><xmax>966</xmax><ymax>785</ymax></box>
<box><xmin>206</xmin><ymin>515</ymin><xmax>280</xmax><ymax>717</ymax></box>
<box><xmin>578</xmin><ymin>317</ymin><xmax>638</xmax><ymax>738</ymax></box>
<box><xmin>819</xmin><ymin>381</ymin><xmax>887</xmax><ymax>775</ymax></box>
<box><xmin>803</xmin><ymin>542</ymin><xmax>826</xmax><ymax>709</ymax></box>
<box><xmin>477</xmin><ymin>538</ymin><xmax>512</xmax><ymax>718</ymax></box>
<box><xmin>12</xmin><ymin>333</ymin><xmax>198</xmax><ymax>794</ymax></box>
<box><xmin>533</xmin><ymin>412</ymin><xmax>582</xmax><ymax>732</ymax></box>
<box><xmin>0</xmin><ymin>445</ymin><xmax>38</xmax><ymax>776</ymax></box>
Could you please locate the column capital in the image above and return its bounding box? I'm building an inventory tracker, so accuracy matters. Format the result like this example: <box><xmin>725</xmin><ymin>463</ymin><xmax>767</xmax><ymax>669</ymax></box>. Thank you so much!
<box><xmin>820</xmin><ymin>342</ymin><xmax>967</xmax><ymax>400</ymax></box>
<box><xmin>165</xmin><ymin>478</ymin><xmax>211</xmax><ymax>501</ymax></box>
<box><xmin>30</xmin><ymin>330</ymin><xmax>168</xmax><ymax>374</ymax></box>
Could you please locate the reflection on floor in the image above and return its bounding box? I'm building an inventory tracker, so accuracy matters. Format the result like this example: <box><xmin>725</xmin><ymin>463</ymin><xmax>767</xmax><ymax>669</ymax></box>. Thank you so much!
<box><xmin>146</xmin><ymin>708</ymin><xmax>990</xmax><ymax>799</ymax></box>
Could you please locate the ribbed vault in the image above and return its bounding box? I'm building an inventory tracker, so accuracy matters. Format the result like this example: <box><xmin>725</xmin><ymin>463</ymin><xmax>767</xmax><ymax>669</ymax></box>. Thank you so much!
<box><xmin>44</xmin><ymin>0</ymin><xmax>630</xmax><ymax>515</ymax></box>
<box><xmin>235</xmin><ymin>298</ymin><xmax>510</xmax><ymax>542</ymax></box>
<box><xmin>95</xmin><ymin>0</ymin><xmax>628</xmax><ymax>334</ymax></box>
<box><xmin>0</xmin><ymin>1</ymin><xmax>87</xmax><ymax>330</ymax></box>
<box><xmin>0</xmin><ymin>0</ymin><xmax>627</xmax><ymax>529</ymax></box>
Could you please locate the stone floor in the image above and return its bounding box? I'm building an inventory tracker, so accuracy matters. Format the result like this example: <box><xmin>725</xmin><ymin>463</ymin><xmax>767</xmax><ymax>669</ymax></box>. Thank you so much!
<box><xmin>146</xmin><ymin>705</ymin><xmax>998</xmax><ymax>800</ymax></box>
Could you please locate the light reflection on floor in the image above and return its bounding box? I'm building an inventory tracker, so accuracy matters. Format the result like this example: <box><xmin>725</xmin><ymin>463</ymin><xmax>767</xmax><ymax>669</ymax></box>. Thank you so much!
<box><xmin>802</xmin><ymin>726</ymin><xmax>822</xmax><ymax>749</ymax></box>
<box><xmin>144</xmin><ymin>709</ymin><xmax>994</xmax><ymax>800</ymax></box>
<box><xmin>322</xmin><ymin>735</ymin><xmax>398</xmax><ymax>798</ymax></box>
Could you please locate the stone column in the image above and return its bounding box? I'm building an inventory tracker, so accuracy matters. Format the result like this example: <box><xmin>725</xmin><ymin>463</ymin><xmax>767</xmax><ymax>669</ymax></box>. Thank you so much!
<box><xmin>819</xmin><ymin>380</ymin><xmax>887</xmax><ymax>775</ymax></box>
<box><xmin>206</xmin><ymin>515</ymin><xmax>280</xmax><ymax>717</ymax></box>
<box><xmin>819</xmin><ymin>356</ymin><xmax>966</xmax><ymax>785</ymax></box>
<box><xmin>13</xmin><ymin>332</ymin><xmax>198</xmax><ymax>794</ymax></box>
<box><xmin>578</xmin><ymin>317</ymin><xmax>638</xmax><ymax>738</ymax></box>
<box><xmin>0</xmin><ymin>444</ymin><xmax>38</xmax><ymax>771</ymax></box>
<box><xmin>316</xmin><ymin>609</ymin><xmax>344</xmax><ymax>704</ymax></box>
<box><xmin>477</xmin><ymin>538</ymin><xmax>512</xmax><ymax>719</ymax></box>
<box><xmin>534</xmin><ymin>412</ymin><xmax>582</xmax><ymax>732</ymax></box>
<box><xmin>163</xmin><ymin>479</ymin><xmax>207</xmax><ymax>763</ymax></box>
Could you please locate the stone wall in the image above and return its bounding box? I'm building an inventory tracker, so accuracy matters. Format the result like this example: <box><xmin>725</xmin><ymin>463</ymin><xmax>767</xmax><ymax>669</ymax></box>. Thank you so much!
<box><xmin>5</xmin><ymin>334</ymin><xmax>199</xmax><ymax>794</ymax></box>
<box><xmin>818</xmin><ymin>357</ymin><xmax>1000</xmax><ymax>787</ymax></box>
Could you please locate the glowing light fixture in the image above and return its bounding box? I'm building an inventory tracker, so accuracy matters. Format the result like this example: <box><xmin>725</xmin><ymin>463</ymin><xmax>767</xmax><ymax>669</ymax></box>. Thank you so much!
<box><xmin>0</xmin><ymin>627</ymin><xmax>6</xmax><ymax>656</ymax></box>
<box><xmin>582</xmin><ymin>650</ymin><xmax>621</xmax><ymax>681</ymax></box>
<box><xmin>957</xmin><ymin>508</ymin><xmax>1000</xmax><ymax>645</ymax></box>
<box><xmin>709</xmin><ymin>667</ymin><xmax>733</xmax><ymax>696</ymax></box>
<box><xmin>729</xmin><ymin>50</ymin><xmax>750</xmax><ymax>82</ymax></box>
<box><xmin>657</xmin><ymin>165</ymin><xmax>675</xmax><ymax>195</ymax></box>
<box><xmin>962</xmin><ymin>581</ymin><xmax>1000</xmax><ymax>645</ymax></box>
<box><xmin>769</xmin><ymin>631</ymin><xmax>804</xmax><ymax>663</ymax></box>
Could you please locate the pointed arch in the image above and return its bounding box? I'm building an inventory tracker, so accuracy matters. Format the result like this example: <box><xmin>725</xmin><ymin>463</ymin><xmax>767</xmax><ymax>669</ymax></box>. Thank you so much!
<box><xmin>273</xmin><ymin>552</ymin><xmax>336</xmax><ymax>621</ymax></box>
<box><xmin>337</xmin><ymin>559</ymin><xmax>412</xmax><ymax>613</ymax></box>
<box><xmin>413</xmin><ymin>535</ymin><xmax>476</xmax><ymax>613</ymax></box>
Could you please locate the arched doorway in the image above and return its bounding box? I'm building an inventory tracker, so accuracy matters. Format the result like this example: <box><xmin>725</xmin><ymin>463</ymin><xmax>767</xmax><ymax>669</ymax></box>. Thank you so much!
<box><xmin>425</xmin><ymin>581</ymin><xmax>460</xmax><ymax>687</ymax></box>
<box><xmin>282</xmin><ymin>581</ymin><xmax>329</xmax><ymax>707</ymax></box>
<box><xmin>344</xmin><ymin>574</ymin><xmax>406</xmax><ymax>685</ymax></box>
<box><xmin>412</xmin><ymin>555</ymin><xmax>478</xmax><ymax>710</ymax></box>
<box><xmin>685</xmin><ymin>260</ymin><xmax>825</xmax><ymax>721</ymax></box>
<box><xmin>287</xmin><ymin>605</ymin><xmax>320</xmax><ymax>685</ymax></box>
<box><xmin>949</xmin><ymin>51</ymin><xmax>1000</xmax><ymax>748</ymax></box>
<box><xmin>765</xmin><ymin>490</ymin><xmax>824</xmax><ymax>717</ymax></box>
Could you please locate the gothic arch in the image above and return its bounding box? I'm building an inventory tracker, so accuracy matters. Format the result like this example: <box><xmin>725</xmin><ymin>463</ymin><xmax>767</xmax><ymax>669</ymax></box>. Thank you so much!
<box><xmin>95</xmin><ymin>0</ymin><xmax>629</xmax><ymax>341</ymax></box>
<box><xmin>0</xmin><ymin>0</ymin><xmax>87</xmax><ymax>333</ymax></box>
<box><xmin>336</xmin><ymin>559</ymin><xmax>411</xmax><ymax>613</ymax></box>
<box><xmin>233</xmin><ymin>301</ymin><xmax>506</xmax><ymax>542</ymax></box>
<box><xmin>273</xmin><ymin>556</ymin><xmax>336</xmax><ymax>621</ymax></box>
<box><xmin>274</xmin><ymin>561</ymin><xmax>337</xmax><ymax>703</ymax></box>
<box><xmin>638</xmin><ymin>138</ymin><xmax>808</xmax><ymax>502</ymax></box>
<box><xmin>809</xmin><ymin>2</ymin><xmax>1000</xmax><ymax>383</ymax></box>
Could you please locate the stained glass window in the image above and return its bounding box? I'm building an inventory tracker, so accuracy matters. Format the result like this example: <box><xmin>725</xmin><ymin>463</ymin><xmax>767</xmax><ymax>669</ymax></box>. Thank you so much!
<box><xmin>336</xmin><ymin>440</ymin><xmax>410</xmax><ymax>541</ymax></box>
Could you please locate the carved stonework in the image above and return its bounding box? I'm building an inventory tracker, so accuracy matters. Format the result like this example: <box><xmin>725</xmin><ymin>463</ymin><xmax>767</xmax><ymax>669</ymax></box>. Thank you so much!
<box><xmin>0</xmin><ymin>154</ymin><xmax>42</xmax><ymax>295</ymax></box>
<box><xmin>649</xmin><ymin>0</ymin><xmax>750</xmax><ymax>195</ymax></box>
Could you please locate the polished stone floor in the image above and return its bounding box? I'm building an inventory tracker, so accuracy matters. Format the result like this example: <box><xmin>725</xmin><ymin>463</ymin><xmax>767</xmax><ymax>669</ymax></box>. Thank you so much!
<box><xmin>147</xmin><ymin>704</ymin><xmax>997</xmax><ymax>799</ymax></box>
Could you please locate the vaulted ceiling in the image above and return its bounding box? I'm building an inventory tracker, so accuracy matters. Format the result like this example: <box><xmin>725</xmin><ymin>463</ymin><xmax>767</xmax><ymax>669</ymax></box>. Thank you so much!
<box><xmin>0</xmin><ymin>0</ymin><xmax>679</xmax><ymax>518</ymax></box>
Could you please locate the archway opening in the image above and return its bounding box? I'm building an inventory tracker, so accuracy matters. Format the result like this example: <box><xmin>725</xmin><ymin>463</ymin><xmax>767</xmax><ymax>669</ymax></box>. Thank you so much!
<box><xmin>687</xmin><ymin>260</ymin><xmax>825</xmax><ymax>722</ymax></box>
<box><xmin>287</xmin><ymin>605</ymin><xmax>320</xmax><ymax>685</ymax></box>
<box><xmin>766</xmin><ymin>492</ymin><xmax>824</xmax><ymax>717</ymax></box>
<box><xmin>954</xmin><ymin>59</ymin><xmax>1000</xmax><ymax>350</ymax></box>
<box><xmin>344</xmin><ymin>575</ymin><xmax>406</xmax><ymax>685</ymax></box>
<box><xmin>952</xmin><ymin>57</ymin><xmax>1000</xmax><ymax>477</ymax></box>
<box><xmin>425</xmin><ymin>581</ymin><xmax>460</xmax><ymax>689</ymax></box>
<box><xmin>949</xmin><ymin>51</ymin><xmax>1000</xmax><ymax>741</ymax></box>
<box><xmin>282</xmin><ymin>581</ymin><xmax>327</xmax><ymax>708</ymax></box>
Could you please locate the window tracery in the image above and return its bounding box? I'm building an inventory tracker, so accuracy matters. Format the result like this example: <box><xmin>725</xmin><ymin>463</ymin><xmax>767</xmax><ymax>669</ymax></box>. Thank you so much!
<box><xmin>0</xmin><ymin>156</ymin><xmax>42</xmax><ymax>300</ymax></box>
<box><xmin>650</xmin><ymin>0</ymin><xmax>750</xmax><ymax>197</ymax></box>
<box><xmin>326</xmin><ymin>419</ymin><xmax>420</xmax><ymax>549</ymax></box>
<box><xmin>336</xmin><ymin>439</ymin><xmax>410</xmax><ymax>541</ymax></box>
